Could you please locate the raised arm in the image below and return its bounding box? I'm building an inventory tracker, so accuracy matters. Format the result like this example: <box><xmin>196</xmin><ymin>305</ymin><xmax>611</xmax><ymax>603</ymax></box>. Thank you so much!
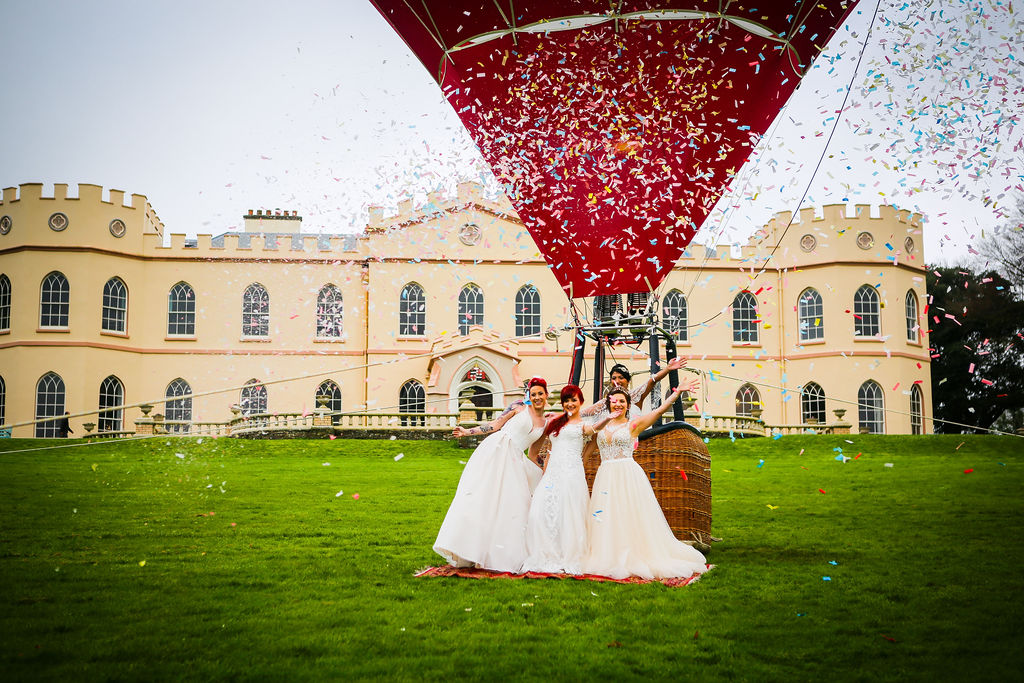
<box><xmin>453</xmin><ymin>403</ymin><xmax>522</xmax><ymax>438</ymax></box>
<box><xmin>630</xmin><ymin>376</ymin><xmax>700</xmax><ymax>436</ymax></box>
<box><xmin>579</xmin><ymin>399</ymin><xmax>604</xmax><ymax>418</ymax></box>
<box><xmin>582</xmin><ymin>409</ymin><xmax>623</xmax><ymax>436</ymax></box>
<box><xmin>636</xmin><ymin>356</ymin><xmax>687</xmax><ymax>405</ymax></box>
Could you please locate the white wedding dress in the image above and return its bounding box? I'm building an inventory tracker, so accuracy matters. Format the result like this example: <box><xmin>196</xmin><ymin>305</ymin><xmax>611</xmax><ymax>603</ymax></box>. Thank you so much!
<box><xmin>584</xmin><ymin>423</ymin><xmax>709</xmax><ymax>580</ymax></box>
<box><xmin>433</xmin><ymin>408</ymin><xmax>545</xmax><ymax>573</ymax></box>
<box><xmin>522</xmin><ymin>422</ymin><xmax>590</xmax><ymax>574</ymax></box>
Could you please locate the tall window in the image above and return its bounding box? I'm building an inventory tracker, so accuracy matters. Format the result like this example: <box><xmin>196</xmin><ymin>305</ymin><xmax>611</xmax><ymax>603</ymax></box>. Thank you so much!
<box><xmin>800</xmin><ymin>382</ymin><xmax>826</xmax><ymax>424</ymax></box>
<box><xmin>35</xmin><ymin>371</ymin><xmax>65</xmax><ymax>437</ymax></box>
<box><xmin>399</xmin><ymin>283</ymin><xmax>426</xmax><ymax>336</ymax></box>
<box><xmin>732</xmin><ymin>291</ymin><xmax>758</xmax><ymax>344</ymax></box>
<box><xmin>798</xmin><ymin>288</ymin><xmax>824</xmax><ymax>342</ymax></box>
<box><xmin>854</xmin><ymin>285</ymin><xmax>881</xmax><ymax>338</ymax></box>
<box><xmin>905</xmin><ymin>289</ymin><xmax>919</xmax><ymax>343</ymax></box>
<box><xmin>858</xmin><ymin>380</ymin><xmax>884</xmax><ymax>434</ymax></box>
<box><xmin>316</xmin><ymin>380</ymin><xmax>343</xmax><ymax>414</ymax></box>
<box><xmin>910</xmin><ymin>385</ymin><xmax>924</xmax><ymax>435</ymax></box>
<box><xmin>40</xmin><ymin>271</ymin><xmax>70</xmax><ymax>328</ymax></box>
<box><xmin>102</xmin><ymin>277</ymin><xmax>128</xmax><ymax>333</ymax></box>
<box><xmin>515</xmin><ymin>285</ymin><xmax>541</xmax><ymax>337</ymax></box>
<box><xmin>167</xmin><ymin>282</ymin><xmax>195</xmax><ymax>336</ymax></box>
<box><xmin>242</xmin><ymin>283</ymin><xmax>270</xmax><ymax>338</ymax></box>
<box><xmin>98</xmin><ymin>375</ymin><xmax>124</xmax><ymax>432</ymax></box>
<box><xmin>735</xmin><ymin>383</ymin><xmax>761</xmax><ymax>417</ymax></box>
<box><xmin>316</xmin><ymin>284</ymin><xmax>344</xmax><ymax>338</ymax></box>
<box><xmin>0</xmin><ymin>274</ymin><xmax>10</xmax><ymax>332</ymax></box>
<box><xmin>0</xmin><ymin>374</ymin><xmax>6</xmax><ymax>426</ymax></box>
<box><xmin>240</xmin><ymin>379</ymin><xmax>268</xmax><ymax>416</ymax></box>
<box><xmin>165</xmin><ymin>378</ymin><xmax>192</xmax><ymax>433</ymax></box>
<box><xmin>663</xmin><ymin>289</ymin><xmax>688</xmax><ymax>341</ymax></box>
<box><xmin>399</xmin><ymin>379</ymin><xmax>426</xmax><ymax>426</ymax></box>
<box><xmin>458</xmin><ymin>284</ymin><xmax>484</xmax><ymax>335</ymax></box>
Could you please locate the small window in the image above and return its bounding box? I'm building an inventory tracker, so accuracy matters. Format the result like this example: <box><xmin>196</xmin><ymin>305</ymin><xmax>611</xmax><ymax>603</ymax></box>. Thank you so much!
<box><xmin>240</xmin><ymin>379</ymin><xmax>268</xmax><ymax>416</ymax></box>
<box><xmin>854</xmin><ymin>285</ymin><xmax>881</xmax><ymax>338</ymax></box>
<box><xmin>399</xmin><ymin>380</ymin><xmax>425</xmax><ymax>426</ymax></box>
<box><xmin>515</xmin><ymin>285</ymin><xmax>541</xmax><ymax>337</ymax></box>
<box><xmin>910</xmin><ymin>385</ymin><xmax>924</xmax><ymax>435</ymax></box>
<box><xmin>316</xmin><ymin>285</ymin><xmax>344</xmax><ymax>338</ymax></box>
<box><xmin>458</xmin><ymin>284</ymin><xmax>484</xmax><ymax>335</ymax></box>
<box><xmin>316</xmin><ymin>380</ymin><xmax>343</xmax><ymax>414</ymax></box>
<box><xmin>98</xmin><ymin>375</ymin><xmax>124</xmax><ymax>432</ymax></box>
<box><xmin>732</xmin><ymin>291</ymin><xmax>758</xmax><ymax>344</ymax></box>
<box><xmin>800</xmin><ymin>382</ymin><xmax>826</xmax><ymax>424</ymax></box>
<box><xmin>735</xmin><ymin>383</ymin><xmax>761</xmax><ymax>417</ymax></box>
<box><xmin>399</xmin><ymin>283</ymin><xmax>426</xmax><ymax>337</ymax></box>
<box><xmin>102</xmin><ymin>277</ymin><xmax>128</xmax><ymax>333</ymax></box>
<box><xmin>905</xmin><ymin>289</ymin><xmax>919</xmax><ymax>343</ymax></box>
<box><xmin>168</xmin><ymin>282</ymin><xmax>196</xmax><ymax>336</ymax></box>
<box><xmin>662</xmin><ymin>289</ymin><xmax>688</xmax><ymax>341</ymax></box>
<box><xmin>0</xmin><ymin>274</ymin><xmax>10</xmax><ymax>331</ymax></box>
<box><xmin>35</xmin><ymin>371</ymin><xmax>66</xmax><ymax>437</ymax></box>
<box><xmin>242</xmin><ymin>283</ymin><xmax>270</xmax><ymax>338</ymax></box>
<box><xmin>0</xmin><ymin>374</ymin><xmax>6</xmax><ymax>426</ymax></box>
<box><xmin>798</xmin><ymin>288</ymin><xmax>824</xmax><ymax>342</ymax></box>
<box><xmin>858</xmin><ymin>380</ymin><xmax>884</xmax><ymax>434</ymax></box>
<box><xmin>40</xmin><ymin>271</ymin><xmax>70</xmax><ymax>328</ymax></box>
<box><xmin>165</xmin><ymin>378</ymin><xmax>192</xmax><ymax>433</ymax></box>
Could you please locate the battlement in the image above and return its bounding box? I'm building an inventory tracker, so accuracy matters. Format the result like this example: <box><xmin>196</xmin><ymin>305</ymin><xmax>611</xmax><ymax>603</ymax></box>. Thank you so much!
<box><xmin>0</xmin><ymin>182</ymin><xmax>164</xmax><ymax>236</ymax></box>
<box><xmin>149</xmin><ymin>231</ymin><xmax>360</xmax><ymax>257</ymax></box>
<box><xmin>366</xmin><ymin>181</ymin><xmax>519</xmax><ymax>231</ymax></box>
<box><xmin>764</xmin><ymin>203</ymin><xmax>923</xmax><ymax>234</ymax></box>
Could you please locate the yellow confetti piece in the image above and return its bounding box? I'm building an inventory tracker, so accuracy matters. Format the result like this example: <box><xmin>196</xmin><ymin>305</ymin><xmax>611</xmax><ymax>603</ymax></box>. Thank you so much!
<box><xmin>139</xmin><ymin>560</ymin><xmax>146</xmax><ymax>567</ymax></box>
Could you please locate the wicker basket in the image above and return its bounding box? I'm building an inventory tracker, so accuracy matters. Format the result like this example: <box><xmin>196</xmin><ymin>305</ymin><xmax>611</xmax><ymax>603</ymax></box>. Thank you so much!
<box><xmin>582</xmin><ymin>421</ymin><xmax>712</xmax><ymax>552</ymax></box>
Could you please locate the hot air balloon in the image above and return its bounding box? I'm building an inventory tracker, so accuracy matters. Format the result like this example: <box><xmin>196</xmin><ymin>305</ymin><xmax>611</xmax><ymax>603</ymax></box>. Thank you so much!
<box><xmin>371</xmin><ymin>1</ymin><xmax>859</xmax><ymax>548</ymax></box>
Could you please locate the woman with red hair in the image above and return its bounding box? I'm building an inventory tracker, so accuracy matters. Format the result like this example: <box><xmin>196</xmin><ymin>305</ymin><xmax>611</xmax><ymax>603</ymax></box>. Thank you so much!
<box><xmin>521</xmin><ymin>385</ymin><xmax>621</xmax><ymax>574</ymax></box>
<box><xmin>434</xmin><ymin>377</ymin><xmax>551</xmax><ymax>573</ymax></box>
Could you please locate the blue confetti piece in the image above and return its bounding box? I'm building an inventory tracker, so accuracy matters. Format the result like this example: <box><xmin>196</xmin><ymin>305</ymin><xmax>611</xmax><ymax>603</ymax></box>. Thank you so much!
<box><xmin>822</xmin><ymin>576</ymin><xmax>831</xmax><ymax>581</ymax></box>
<box><xmin>828</xmin><ymin>560</ymin><xmax>838</xmax><ymax>566</ymax></box>
<box><xmin>757</xmin><ymin>459</ymin><xmax>765</xmax><ymax>468</ymax></box>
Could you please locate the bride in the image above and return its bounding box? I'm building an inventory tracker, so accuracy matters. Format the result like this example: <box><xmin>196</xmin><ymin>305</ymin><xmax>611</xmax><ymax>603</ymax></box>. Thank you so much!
<box><xmin>521</xmin><ymin>385</ymin><xmax>620</xmax><ymax>575</ymax></box>
<box><xmin>433</xmin><ymin>377</ymin><xmax>550</xmax><ymax>573</ymax></box>
<box><xmin>584</xmin><ymin>381</ymin><xmax>709</xmax><ymax>580</ymax></box>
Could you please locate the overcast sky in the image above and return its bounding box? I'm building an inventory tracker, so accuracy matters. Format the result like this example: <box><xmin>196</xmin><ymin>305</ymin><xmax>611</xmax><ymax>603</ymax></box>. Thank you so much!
<box><xmin>1</xmin><ymin>0</ymin><xmax>1020</xmax><ymax>267</ymax></box>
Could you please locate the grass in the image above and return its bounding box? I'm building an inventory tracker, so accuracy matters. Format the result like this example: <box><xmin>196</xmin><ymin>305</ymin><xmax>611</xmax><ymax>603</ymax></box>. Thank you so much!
<box><xmin>1</xmin><ymin>433</ymin><xmax>1022</xmax><ymax>681</ymax></box>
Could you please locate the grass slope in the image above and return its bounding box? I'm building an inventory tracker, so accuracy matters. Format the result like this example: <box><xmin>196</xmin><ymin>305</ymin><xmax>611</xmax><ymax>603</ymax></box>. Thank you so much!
<box><xmin>1</xmin><ymin>434</ymin><xmax>1022</xmax><ymax>681</ymax></box>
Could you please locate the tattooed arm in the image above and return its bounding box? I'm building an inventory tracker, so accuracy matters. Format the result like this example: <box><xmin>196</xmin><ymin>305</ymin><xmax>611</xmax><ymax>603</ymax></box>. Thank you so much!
<box><xmin>452</xmin><ymin>402</ymin><xmax>522</xmax><ymax>438</ymax></box>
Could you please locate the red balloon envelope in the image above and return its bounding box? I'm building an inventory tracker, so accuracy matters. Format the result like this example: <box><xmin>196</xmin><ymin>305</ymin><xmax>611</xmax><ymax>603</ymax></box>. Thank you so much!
<box><xmin>370</xmin><ymin>2</ymin><xmax>858</xmax><ymax>298</ymax></box>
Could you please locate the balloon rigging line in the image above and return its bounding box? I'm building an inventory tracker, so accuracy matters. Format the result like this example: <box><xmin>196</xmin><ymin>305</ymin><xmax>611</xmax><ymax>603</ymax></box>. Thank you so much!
<box><xmin>681</xmin><ymin>0</ymin><xmax>883</xmax><ymax>332</ymax></box>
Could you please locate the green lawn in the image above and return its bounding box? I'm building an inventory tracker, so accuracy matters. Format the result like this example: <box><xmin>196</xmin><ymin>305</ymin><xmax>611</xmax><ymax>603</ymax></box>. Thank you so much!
<box><xmin>1</xmin><ymin>433</ymin><xmax>1022</xmax><ymax>681</ymax></box>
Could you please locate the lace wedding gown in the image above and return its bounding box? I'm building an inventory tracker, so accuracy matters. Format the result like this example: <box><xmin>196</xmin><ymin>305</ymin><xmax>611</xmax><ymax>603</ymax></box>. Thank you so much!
<box><xmin>522</xmin><ymin>422</ymin><xmax>590</xmax><ymax>574</ymax></box>
<box><xmin>584</xmin><ymin>423</ymin><xmax>709</xmax><ymax>580</ymax></box>
<box><xmin>433</xmin><ymin>408</ymin><xmax>545</xmax><ymax>573</ymax></box>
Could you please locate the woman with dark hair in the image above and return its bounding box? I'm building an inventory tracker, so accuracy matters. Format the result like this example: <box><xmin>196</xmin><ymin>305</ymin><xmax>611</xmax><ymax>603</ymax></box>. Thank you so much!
<box><xmin>434</xmin><ymin>377</ymin><xmax>551</xmax><ymax>573</ymax></box>
<box><xmin>521</xmin><ymin>385</ymin><xmax>621</xmax><ymax>575</ymax></box>
<box><xmin>584</xmin><ymin>379</ymin><xmax>709</xmax><ymax>580</ymax></box>
<box><xmin>581</xmin><ymin>356</ymin><xmax>686</xmax><ymax>421</ymax></box>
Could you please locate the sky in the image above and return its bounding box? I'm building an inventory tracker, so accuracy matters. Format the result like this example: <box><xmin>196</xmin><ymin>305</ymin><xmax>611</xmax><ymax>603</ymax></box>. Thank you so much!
<box><xmin>1</xmin><ymin>0</ymin><xmax>1021</xmax><ymax>267</ymax></box>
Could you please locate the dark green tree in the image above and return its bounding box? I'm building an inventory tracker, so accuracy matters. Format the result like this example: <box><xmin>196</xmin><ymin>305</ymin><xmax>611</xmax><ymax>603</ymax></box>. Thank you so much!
<box><xmin>927</xmin><ymin>266</ymin><xmax>1024</xmax><ymax>433</ymax></box>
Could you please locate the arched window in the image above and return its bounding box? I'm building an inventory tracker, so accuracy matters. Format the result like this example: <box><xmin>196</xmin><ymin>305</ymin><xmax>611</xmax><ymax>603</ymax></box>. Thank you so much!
<box><xmin>316</xmin><ymin>284</ymin><xmax>344</xmax><ymax>338</ymax></box>
<box><xmin>240</xmin><ymin>379</ymin><xmax>268</xmax><ymax>416</ymax></box>
<box><xmin>800</xmin><ymin>382</ymin><xmax>826</xmax><ymax>424</ymax></box>
<box><xmin>732</xmin><ymin>291</ymin><xmax>758</xmax><ymax>344</ymax></box>
<box><xmin>798</xmin><ymin>288</ymin><xmax>824</xmax><ymax>342</ymax></box>
<box><xmin>98</xmin><ymin>375</ymin><xmax>124</xmax><ymax>432</ymax></box>
<box><xmin>102</xmin><ymin>277</ymin><xmax>128</xmax><ymax>333</ymax></box>
<box><xmin>735</xmin><ymin>383</ymin><xmax>761</xmax><ymax>417</ymax></box>
<box><xmin>167</xmin><ymin>282</ymin><xmax>195</xmax><ymax>336</ymax></box>
<box><xmin>399</xmin><ymin>379</ymin><xmax>426</xmax><ymax>426</ymax></box>
<box><xmin>910</xmin><ymin>384</ymin><xmax>924</xmax><ymax>435</ymax></box>
<box><xmin>515</xmin><ymin>285</ymin><xmax>541</xmax><ymax>337</ymax></box>
<box><xmin>858</xmin><ymin>380</ymin><xmax>885</xmax><ymax>434</ymax></box>
<box><xmin>458</xmin><ymin>284</ymin><xmax>484</xmax><ymax>335</ymax></box>
<box><xmin>35</xmin><ymin>371</ymin><xmax>65</xmax><ymax>437</ymax></box>
<box><xmin>905</xmin><ymin>289</ymin><xmax>919</xmax><ymax>343</ymax></box>
<box><xmin>663</xmin><ymin>289</ymin><xmax>688</xmax><ymax>341</ymax></box>
<box><xmin>165</xmin><ymin>378</ymin><xmax>192</xmax><ymax>433</ymax></box>
<box><xmin>0</xmin><ymin>374</ymin><xmax>6</xmax><ymax>426</ymax></box>
<box><xmin>242</xmin><ymin>283</ymin><xmax>270</xmax><ymax>338</ymax></box>
<box><xmin>854</xmin><ymin>285</ymin><xmax>881</xmax><ymax>338</ymax></box>
<box><xmin>0</xmin><ymin>274</ymin><xmax>10</xmax><ymax>332</ymax></box>
<box><xmin>316</xmin><ymin>380</ymin><xmax>342</xmax><ymax>414</ymax></box>
<box><xmin>399</xmin><ymin>283</ymin><xmax>426</xmax><ymax>337</ymax></box>
<box><xmin>40</xmin><ymin>271</ymin><xmax>70</xmax><ymax>328</ymax></box>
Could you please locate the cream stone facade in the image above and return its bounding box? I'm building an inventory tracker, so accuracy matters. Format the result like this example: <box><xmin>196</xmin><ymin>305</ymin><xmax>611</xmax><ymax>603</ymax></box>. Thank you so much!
<box><xmin>0</xmin><ymin>181</ymin><xmax>932</xmax><ymax>437</ymax></box>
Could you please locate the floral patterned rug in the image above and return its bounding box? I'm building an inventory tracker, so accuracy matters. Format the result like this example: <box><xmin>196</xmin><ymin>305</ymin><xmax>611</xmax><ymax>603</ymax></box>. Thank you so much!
<box><xmin>415</xmin><ymin>564</ymin><xmax>712</xmax><ymax>587</ymax></box>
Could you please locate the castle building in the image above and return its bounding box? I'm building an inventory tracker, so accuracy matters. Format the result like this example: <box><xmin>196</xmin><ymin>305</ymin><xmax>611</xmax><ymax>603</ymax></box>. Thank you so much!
<box><xmin>0</xmin><ymin>181</ymin><xmax>931</xmax><ymax>437</ymax></box>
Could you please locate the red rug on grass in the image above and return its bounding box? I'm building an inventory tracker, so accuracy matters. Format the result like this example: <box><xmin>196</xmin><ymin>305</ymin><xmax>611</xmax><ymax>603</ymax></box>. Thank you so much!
<box><xmin>415</xmin><ymin>564</ymin><xmax>712</xmax><ymax>588</ymax></box>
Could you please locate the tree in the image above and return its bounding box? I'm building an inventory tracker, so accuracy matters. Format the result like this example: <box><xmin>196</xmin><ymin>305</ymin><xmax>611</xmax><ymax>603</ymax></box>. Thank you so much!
<box><xmin>927</xmin><ymin>266</ymin><xmax>1024</xmax><ymax>433</ymax></box>
<box><xmin>976</xmin><ymin>198</ymin><xmax>1024</xmax><ymax>297</ymax></box>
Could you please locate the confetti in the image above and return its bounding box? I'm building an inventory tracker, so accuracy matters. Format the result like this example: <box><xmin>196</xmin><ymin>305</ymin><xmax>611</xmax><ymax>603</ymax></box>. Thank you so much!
<box><xmin>394</xmin><ymin>453</ymin><xmax>405</xmax><ymax>461</ymax></box>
